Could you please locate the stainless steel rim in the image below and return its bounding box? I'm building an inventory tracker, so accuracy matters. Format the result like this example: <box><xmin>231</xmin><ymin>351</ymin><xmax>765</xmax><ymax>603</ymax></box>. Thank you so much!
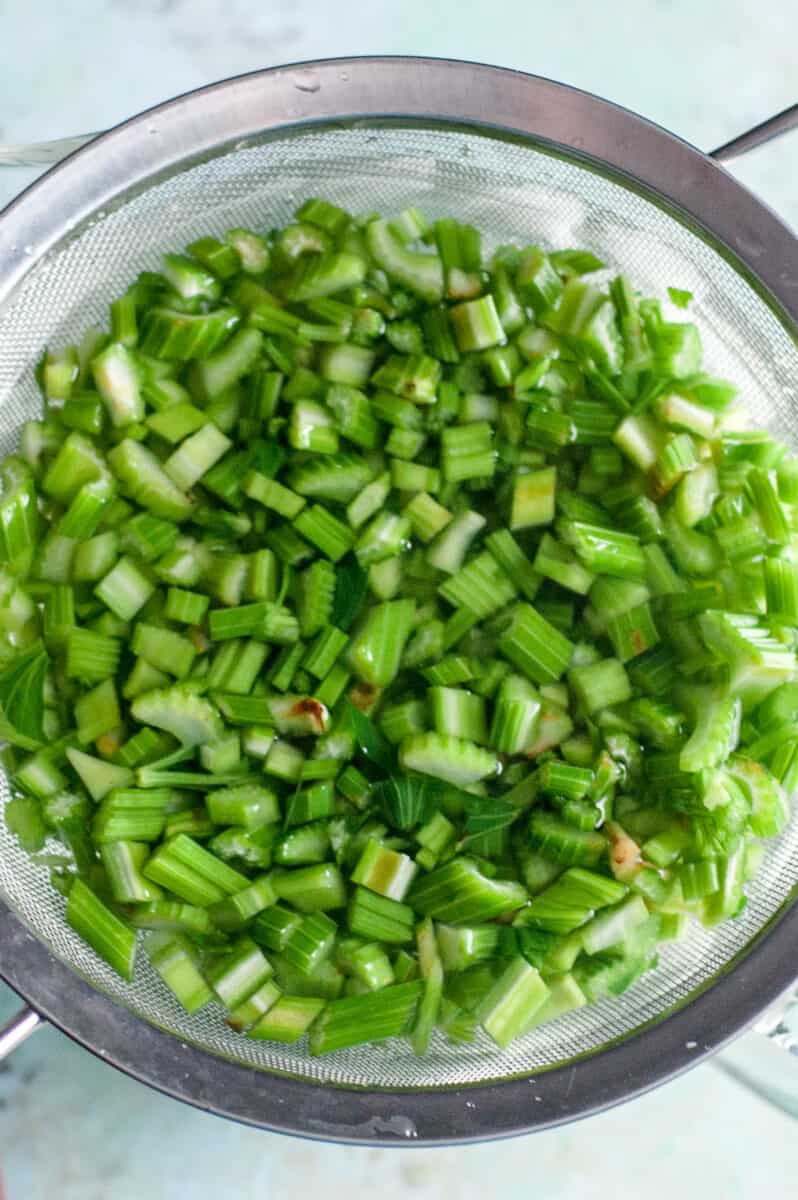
<box><xmin>1</xmin><ymin>56</ymin><xmax>797</xmax><ymax>1143</ymax></box>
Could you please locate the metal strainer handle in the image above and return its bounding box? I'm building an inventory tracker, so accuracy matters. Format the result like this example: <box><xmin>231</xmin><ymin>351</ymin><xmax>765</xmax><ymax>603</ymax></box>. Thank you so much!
<box><xmin>0</xmin><ymin>133</ymin><xmax>99</xmax><ymax>168</ymax></box>
<box><xmin>711</xmin><ymin>987</ymin><xmax>798</xmax><ymax>1118</ymax></box>
<box><xmin>0</xmin><ymin>1004</ymin><xmax>41</xmax><ymax>1059</ymax></box>
<box><xmin>709</xmin><ymin>102</ymin><xmax>798</xmax><ymax>164</ymax></box>
<box><xmin>0</xmin><ymin>1003</ymin><xmax>40</xmax><ymax>1060</ymax></box>
<box><xmin>0</xmin><ymin>103</ymin><xmax>796</xmax><ymax>169</ymax></box>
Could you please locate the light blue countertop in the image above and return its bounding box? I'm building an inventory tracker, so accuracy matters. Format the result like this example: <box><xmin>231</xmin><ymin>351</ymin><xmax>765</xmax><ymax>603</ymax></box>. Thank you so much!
<box><xmin>1</xmin><ymin>2</ymin><xmax>797</xmax><ymax>1196</ymax></box>
<box><xmin>1</xmin><ymin>0</ymin><xmax>796</xmax><ymax>225</ymax></box>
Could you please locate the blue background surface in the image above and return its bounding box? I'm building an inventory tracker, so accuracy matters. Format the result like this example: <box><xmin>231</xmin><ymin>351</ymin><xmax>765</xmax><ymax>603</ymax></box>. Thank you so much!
<box><xmin>1</xmin><ymin>2</ymin><xmax>797</xmax><ymax>1194</ymax></box>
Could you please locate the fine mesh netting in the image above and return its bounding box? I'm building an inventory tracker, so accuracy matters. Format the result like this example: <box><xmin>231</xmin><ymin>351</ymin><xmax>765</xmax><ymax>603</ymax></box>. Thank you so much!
<box><xmin>1</xmin><ymin>123</ymin><xmax>797</xmax><ymax>1088</ymax></box>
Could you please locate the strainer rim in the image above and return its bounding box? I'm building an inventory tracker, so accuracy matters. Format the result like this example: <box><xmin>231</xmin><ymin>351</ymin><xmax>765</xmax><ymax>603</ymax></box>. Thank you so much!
<box><xmin>1</xmin><ymin>56</ymin><xmax>796</xmax><ymax>325</ymax></box>
<box><xmin>3</xmin><ymin>888</ymin><xmax>798</xmax><ymax>1144</ymax></box>
<box><xmin>1</xmin><ymin>55</ymin><xmax>797</xmax><ymax>1142</ymax></box>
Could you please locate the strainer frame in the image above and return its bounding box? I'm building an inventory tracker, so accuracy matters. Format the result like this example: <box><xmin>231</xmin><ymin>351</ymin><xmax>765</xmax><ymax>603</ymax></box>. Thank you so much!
<box><xmin>1</xmin><ymin>56</ymin><xmax>797</xmax><ymax>1144</ymax></box>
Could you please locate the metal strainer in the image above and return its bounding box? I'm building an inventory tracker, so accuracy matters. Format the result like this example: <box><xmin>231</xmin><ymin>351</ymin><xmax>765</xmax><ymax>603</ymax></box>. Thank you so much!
<box><xmin>1</xmin><ymin>57</ymin><xmax>798</xmax><ymax>1143</ymax></box>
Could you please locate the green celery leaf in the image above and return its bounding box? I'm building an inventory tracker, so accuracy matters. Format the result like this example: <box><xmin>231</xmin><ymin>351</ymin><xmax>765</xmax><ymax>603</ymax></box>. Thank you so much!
<box><xmin>0</xmin><ymin>642</ymin><xmax>49</xmax><ymax>746</ymax></box>
<box><xmin>346</xmin><ymin>699</ymin><xmax>395</xmax><ymax>773</ymax></box>
<box><xmin>550</xmin><ymin>249</ymin><xmax>606</xmax><ymax>277</ymax></box>
<box><xmin>515</xmin><ymin>926</ymin><xmax>560</xmax><ymax>968</ymax></box>
<box><xmin>251</xmin><ymin>439</ymin><xmax>286</xmax><ymax>478</ymax></box>
<box><xmin>460</xmin><ymin>795</ymin><xmax>520</xmax><ymax>846</ymax></box>
<box><xmin>5</xmin><ymin>795</ymin><xmax>47</xmax><ymax>852</ymax></box>
<box><xmin>667</xmin><ymin>287</ymin><xmax>693</xmax><ymax>310</ymax></box>
<box><xmin>332</xmin><ymin>552</ymin><xmax>369</xmax><ymax>630</ymax></box>
<box><xmin>374</xmin><ymin>772</ymin><xmax>443</xmax><ymax>832</ymax></box>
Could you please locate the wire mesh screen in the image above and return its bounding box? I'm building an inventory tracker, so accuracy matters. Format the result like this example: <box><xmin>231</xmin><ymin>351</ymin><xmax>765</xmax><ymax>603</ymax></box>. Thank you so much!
<box><xmin>1</xmin><ymin>123</ymin><xmax>797</xmax><ymax>1088</ymax></box>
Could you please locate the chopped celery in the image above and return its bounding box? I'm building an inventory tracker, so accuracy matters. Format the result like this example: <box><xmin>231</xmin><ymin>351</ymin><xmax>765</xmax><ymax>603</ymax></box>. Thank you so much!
<box><xmin>0</xmin><ymin>200</ymin><xmax>791</xmax><ymax>1059</ymax></box>
<box><xmin>477</xmin><ymin>957</ymin><xmax>549</xmax><ymax>1048</ymax></box>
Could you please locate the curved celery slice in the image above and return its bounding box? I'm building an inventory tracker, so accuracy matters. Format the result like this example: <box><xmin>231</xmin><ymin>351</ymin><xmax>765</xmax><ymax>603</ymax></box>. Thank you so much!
<box><xmin>140</xmin><ymin>305</ymin><xmax>239</xmax><ymax>360</ymax></box>
<box><xmin>108</xmin><ymin>439</ymin><xmax>193</xmax><ymax>522</ymax></box>
<box><xmin>679</xmin><ymin>693</ymin><xmax>741</xmax><ymax>773</ymax></box>
<box><xmin>399</xmin><ymin>732</ymin><xmax>497</xmax><ymax>788</ymax></box>
<box><xmin>409</xmin><ymin>859</ymin><xmax>527</xmax><ymax>922</ymax></box>
<box><xmin>131</xmin><ymin>684</ymin><xmax>223</xmax><ymax>746</ymax></box>
<box><xmin>366</xmin><ymin>219</ymin><xmax>444</xmax><ymax>304</ymax></box>
<box><xmin>91</xmin><ymin>342</ymin><xmax>144</xmax><ymax>427</ymax></box>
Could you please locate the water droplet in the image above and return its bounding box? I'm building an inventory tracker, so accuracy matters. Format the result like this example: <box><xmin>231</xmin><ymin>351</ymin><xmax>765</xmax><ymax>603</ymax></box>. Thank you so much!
<box><xmin>234</xmin><ymin>139</ymin><xmax>250</xmax><ymax>152</ymax></box>
<box><xmin>339</xmin><ymin>71</ymin><xmax>350</xmax><ymax>82</ymax></box>
<box><xmin>685</xmin><ymin>1040</ymin><xmax>697</xmax><ymax>1049</ymax></box>
<box><xmin>22</xmin><ymin>245</ymin><xmax>32</xmax><ymax>255</ymax></box>
<box><xmin>293</xmin><ymin>69</ymin><xmax>320</xmax><ymax>94</ymax></box>
<box><xmin>735</xmin><ymin>235</ymin><xmax>764</xmax><ymax>259</ymax></box>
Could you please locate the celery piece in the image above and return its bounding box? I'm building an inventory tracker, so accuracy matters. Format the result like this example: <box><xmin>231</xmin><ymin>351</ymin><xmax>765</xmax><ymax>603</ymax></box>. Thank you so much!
<box><xmin>511</xmin><ymin>466</ymin><xmax>556</xmax><ymax>530</ymax></box>
<box><xmin>351</xmin><ymin>839</ymin><xmax>418</xmax><ymax>902</ymax></box>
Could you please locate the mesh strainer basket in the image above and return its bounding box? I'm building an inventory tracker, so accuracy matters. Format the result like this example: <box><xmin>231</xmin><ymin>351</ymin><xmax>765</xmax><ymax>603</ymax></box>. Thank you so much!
<box><xmin>1</xmin><ymin>57</ymin><xmax>798</xmax><ymax>1143</ymax></box>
